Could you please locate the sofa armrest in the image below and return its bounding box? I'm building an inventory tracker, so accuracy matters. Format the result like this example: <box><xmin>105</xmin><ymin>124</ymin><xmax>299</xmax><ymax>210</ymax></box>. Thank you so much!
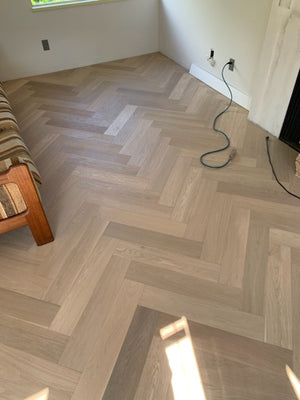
<box><xmin>0</xmin><ymin>164</ymin><xmax>54</xmax><ymax>245</ymax></box>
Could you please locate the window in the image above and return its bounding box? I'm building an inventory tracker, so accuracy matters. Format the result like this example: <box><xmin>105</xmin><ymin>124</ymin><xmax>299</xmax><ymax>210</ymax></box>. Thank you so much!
<box><xmin>31</xmin><ymin>0</ymin><xmax>117</xmax><ymax>10</ymax></box>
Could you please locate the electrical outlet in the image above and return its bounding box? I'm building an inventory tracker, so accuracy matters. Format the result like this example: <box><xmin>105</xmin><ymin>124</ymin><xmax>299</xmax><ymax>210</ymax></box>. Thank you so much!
<box><xmin>207</xmin><ymin>49</ymin><xmax>216</xmax><ymax>67</ymax></box>
<box><xmin>229</xmin><ymin>58</ymin><xmax>235</xmax><ymax>71</ymax></box>
<box><xmin>42</xmin><ymin>40</ymin><xmax>50</xmax><ymax>51</ymax></box>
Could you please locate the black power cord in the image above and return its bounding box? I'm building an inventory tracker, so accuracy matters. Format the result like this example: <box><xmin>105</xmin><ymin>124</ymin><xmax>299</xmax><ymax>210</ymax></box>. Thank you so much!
<box><xmin>200</xmin><ymin>61</ymin><xmax>237</xmax><ymax>169</ymax></box>
<box><xmin>266</xmin><ymin>136</ymin><xmax>300</xmax><ymax>199</ymax></box>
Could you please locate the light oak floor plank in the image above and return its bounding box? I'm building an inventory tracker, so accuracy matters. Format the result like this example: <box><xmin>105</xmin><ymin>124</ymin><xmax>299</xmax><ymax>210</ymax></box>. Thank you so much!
<box><xmin>49</xmin><ymin>237</ymin><xmax>118</xmax><ymax>335</ymax></box>
<box><xmin>0</xmin><ymin>312</ymin><xmax>68</xmax><ymax>363</ymax></box>
<box><xmin>104</xmin><ymin>222</ymin><xmax>203</xmax><ymax>258</ymax></box>
<box><xmin>140</xmin><ymin>285</ymin><xmax>264</xmax><ymax>342</ymax></box>
<box><xmin>0</xmin><ymin>342</ymin><xmax>80</xmax><ymax>400</ymax></box>
<box><xmin>71</xmin><ymin>280</ymin><xmax>143</xmax><ymax>400</ymax></box>
<box><xmin>265</xmin><ymin>242</ymin><xmax>293</xmax><ymax>350</ymax></box>
<box><xmin>0</xmin><ymin>288</ymin><xmax>59</xmax><ymax>327</ymax></box>
<box><xmin>292</xmin><ymin>249</ymin><xmax>300</xmax><ymax>375</ymax></box>
<box><xmin>59</xmin><ymin>255</ymin><xmax>130</xmax><ymax>371</ymax></box>
<box><xmin>242</xmin><ymin>214</ymin><xmax>269</xmax><ymax>316</ymax></box>
<box><xmin>102</xmin><ymin>306</ymin><xmax>159</xmax><ymax>400</ymax></box>
<box><xmin>127</xmin><ymin>260</ymin><xmax>241</xmax><ymax>308</ymax></box>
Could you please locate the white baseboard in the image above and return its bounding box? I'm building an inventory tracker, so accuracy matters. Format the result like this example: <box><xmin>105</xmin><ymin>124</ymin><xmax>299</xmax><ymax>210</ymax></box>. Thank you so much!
<box><xmin>189</xmin><ymin>63</ymin><xmax>251</xmax><ymax>110</ymax></box>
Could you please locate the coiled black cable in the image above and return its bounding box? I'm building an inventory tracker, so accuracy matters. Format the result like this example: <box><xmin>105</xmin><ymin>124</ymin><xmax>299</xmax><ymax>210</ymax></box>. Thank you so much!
<box><xmin>200</xmin><ymin>61</ymin><xmax>236</xmax><ymax>169</ymax></box>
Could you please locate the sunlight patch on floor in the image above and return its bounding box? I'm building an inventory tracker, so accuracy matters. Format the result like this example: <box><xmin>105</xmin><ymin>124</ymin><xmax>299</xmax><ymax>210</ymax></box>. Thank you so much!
<box><xmin>24</xmin><ymin>388</ymin><xmax>49</xmax><ymax>400</ymax></box>
<box><xmin>286</xmin><ymin>365</ymin><xmax>300</xmax><ymax>400</ymax></box>
<box><xmin>160</xmin><ymin>317</ymin><xmax>206</xmax><ymax>400</ymax></box>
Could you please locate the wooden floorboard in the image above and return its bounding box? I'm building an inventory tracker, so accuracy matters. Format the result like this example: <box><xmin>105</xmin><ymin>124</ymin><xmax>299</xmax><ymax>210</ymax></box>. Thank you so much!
<box><xmin>1</xmin><ymin>52</ymin><xmax>299</xmax><ymax>399</ymax></box>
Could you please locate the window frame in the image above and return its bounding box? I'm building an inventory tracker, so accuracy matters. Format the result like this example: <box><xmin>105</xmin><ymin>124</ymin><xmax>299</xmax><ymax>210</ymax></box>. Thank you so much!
<box><xmin>31</xmin><ymin>0</ymin><xmax>120</xmax><ymax>12</ymax></box>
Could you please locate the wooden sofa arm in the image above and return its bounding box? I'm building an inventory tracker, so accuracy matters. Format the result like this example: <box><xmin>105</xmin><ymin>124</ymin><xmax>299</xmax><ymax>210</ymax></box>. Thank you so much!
<box><xmin>0</xmin><ymin>164</ymin><xmax>54</xmax><ymax>246</ymax></box>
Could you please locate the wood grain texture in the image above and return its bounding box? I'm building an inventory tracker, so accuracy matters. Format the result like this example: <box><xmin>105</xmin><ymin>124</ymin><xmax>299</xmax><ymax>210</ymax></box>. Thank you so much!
<box><xmin>114</xmin><ymin>241</ymin><xmax>220</xmax><ymax>282</ymax></box>
<box><xmin>201</xmin><ymin>193</ymin><xmax>233</xmax><ymax>264</ymax></box>
<box><xmin>133</xmin><ymin>333</ymin><xmax>173</xmax><ymax>400</ymax></box>
<box><xmin>0</xmin><ymin>288</ymin><xmax>59</xmax><ymax>327</ymax></box>
<box><xmin>292</xmin><ymin>249</ymin><xmax>300</xmax><ymax>376</ymax></box>
<box><xmin>104</xmin><ymin>222</ymin><xmax>203</xmax><ymax>258</ymax></box>
<box><xmin>49</xmin><ymin>236</ymin><xmax>117</xmax><ymax>335</ymax></box>
<box><xmin>127</xmin><ymin>260</ymin><xmax>241</xmax><ymax>308</ymax></box>
<box><xmin>103</xmin><ymin>306</ymin><xmax>159</xmax><ymax>400</ymax></box>
<box><xmin>265</xmin><ymin>242</ymin><xmax>293</xmax><ymax>349</ymax></box>
<box><xmin>242</xmin><ymin>214</ymin><xmax>269</xmax><ymax>315</ymax></box>
<box><xmin>184</xmin><ymin>178</ymin><xmax>218</xmax><ymax>241</ymax></box>
<box><xmin>71</xmin><ymin>280</ymin><xmax>143</xmax><ymax>400</ymax></box>
<box><xmin>0</xmin><ymin>312</ymin><xmax>68</xmax><ymax>363</ymax></box>
<box><xmin>59</xmin><ymin>255</ymin><xmax>131</xmax><ymax>371</ymax></box>
<box><xmin>140</xmin><ymin>285</ymin><xmax>264</xmax><ymax>342</ymax></box>
<box><xmin>1</xmin><ymin>53</ymin><xmax>299</xmax><ymax>399</ymax></box>
<box><xmin>0</xmin><ymin>342</ymin><xmax>80</xmax><ymax>400</ymax></box>
<box><xmin>219</xmin><ymin>206</ymin><xmax>250</xmax><ymax>288</ymax></box>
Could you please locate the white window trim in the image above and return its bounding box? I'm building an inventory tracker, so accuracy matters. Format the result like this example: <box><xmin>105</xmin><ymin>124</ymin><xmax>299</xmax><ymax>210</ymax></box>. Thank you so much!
<box><xmin>31</xmin><ymin>0</ymin><xmax>120</xmax><ymax>12</ymax></box>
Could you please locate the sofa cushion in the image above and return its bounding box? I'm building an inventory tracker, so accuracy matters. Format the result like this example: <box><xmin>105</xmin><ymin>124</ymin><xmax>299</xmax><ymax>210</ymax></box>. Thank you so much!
<box><xmin>0</xmin><ymin>84</ymin><xmax>41</xmax><ymax>185</ymax></box>
<box><xmin>0</xmin><ymin>182</ymin><xmax>27</xmax><ymax>220</ymax></box>
<box><xmin>0</xmin><ymin>129</ymin><xmax>42</xmax><ymax>185</ymax></box>
<box><xmin>0</xmin><ymin>86</ymin><xmax>19</xmax><ymax>132</ymax></box>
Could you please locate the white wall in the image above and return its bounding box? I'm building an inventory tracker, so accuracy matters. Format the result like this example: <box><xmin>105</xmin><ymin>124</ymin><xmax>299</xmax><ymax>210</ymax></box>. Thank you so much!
<box><xmin>159</xmin><ymin>0</ymin><xmax>272</xmax><ymax>99</ymax></box>
<box><xmin>0</xmin><ymin>0</ymin><xmax>159</xmax><ymax>81</ymax></box>
<box><xmin>249</xmin><ymin>0</ymin><xmax>300</xmax><ymax>137</ymax></box>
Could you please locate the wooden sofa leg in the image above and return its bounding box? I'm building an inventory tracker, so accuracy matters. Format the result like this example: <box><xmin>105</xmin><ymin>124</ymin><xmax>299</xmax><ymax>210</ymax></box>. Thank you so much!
<box><xmin>9</xmin><ymin>165</ymin><xmax>54</xmax><ymax>246</ymax></box>
<box><xmin>26</xmin><ymin>203</ymin><xmax>54</xmax><ymax>246</ymax></box>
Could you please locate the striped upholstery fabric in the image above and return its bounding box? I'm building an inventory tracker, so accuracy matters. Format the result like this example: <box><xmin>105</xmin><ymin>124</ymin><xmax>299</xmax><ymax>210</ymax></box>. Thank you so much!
<box><xmin>0</xmin><ymin>83</ymin><xmax>42</xmax><ymax>219</ymax></box>
<box><xmin>0</xmin><ymin>129</ymin><xmax>42</xmax><ymax>184</ymax></box>
<box><xmin>0</xmin><ymin>85</ymin><xmax>19</xmax><ymax>132</ymax></box>
<box><xmin>0</xmin><ymin>83</ymin><xmax>41</xmax><ymax>185</ymax></box>
<box><xmin>0</xmin><ymin>183</ymin><xmax>27</xmax><ymax>220</ymax></box>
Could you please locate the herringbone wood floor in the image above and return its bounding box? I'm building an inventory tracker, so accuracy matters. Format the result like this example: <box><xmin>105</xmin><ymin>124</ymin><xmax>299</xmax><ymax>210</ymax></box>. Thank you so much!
<box><xmin>1</xmin><ymin>53</ymin><xmax>300</xmax><ymax>400</ymax></box>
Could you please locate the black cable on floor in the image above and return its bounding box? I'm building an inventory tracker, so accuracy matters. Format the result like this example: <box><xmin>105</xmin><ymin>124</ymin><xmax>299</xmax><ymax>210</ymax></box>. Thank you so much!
<box><xmin>266</xmin><ymin>136</ymin><xmax>300</xmax><ymax>199</ymax></box>
<box><xmin>200</xmin><ymin>61</ymin><xmax>236</xmax><ymax>169</ymax></box>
